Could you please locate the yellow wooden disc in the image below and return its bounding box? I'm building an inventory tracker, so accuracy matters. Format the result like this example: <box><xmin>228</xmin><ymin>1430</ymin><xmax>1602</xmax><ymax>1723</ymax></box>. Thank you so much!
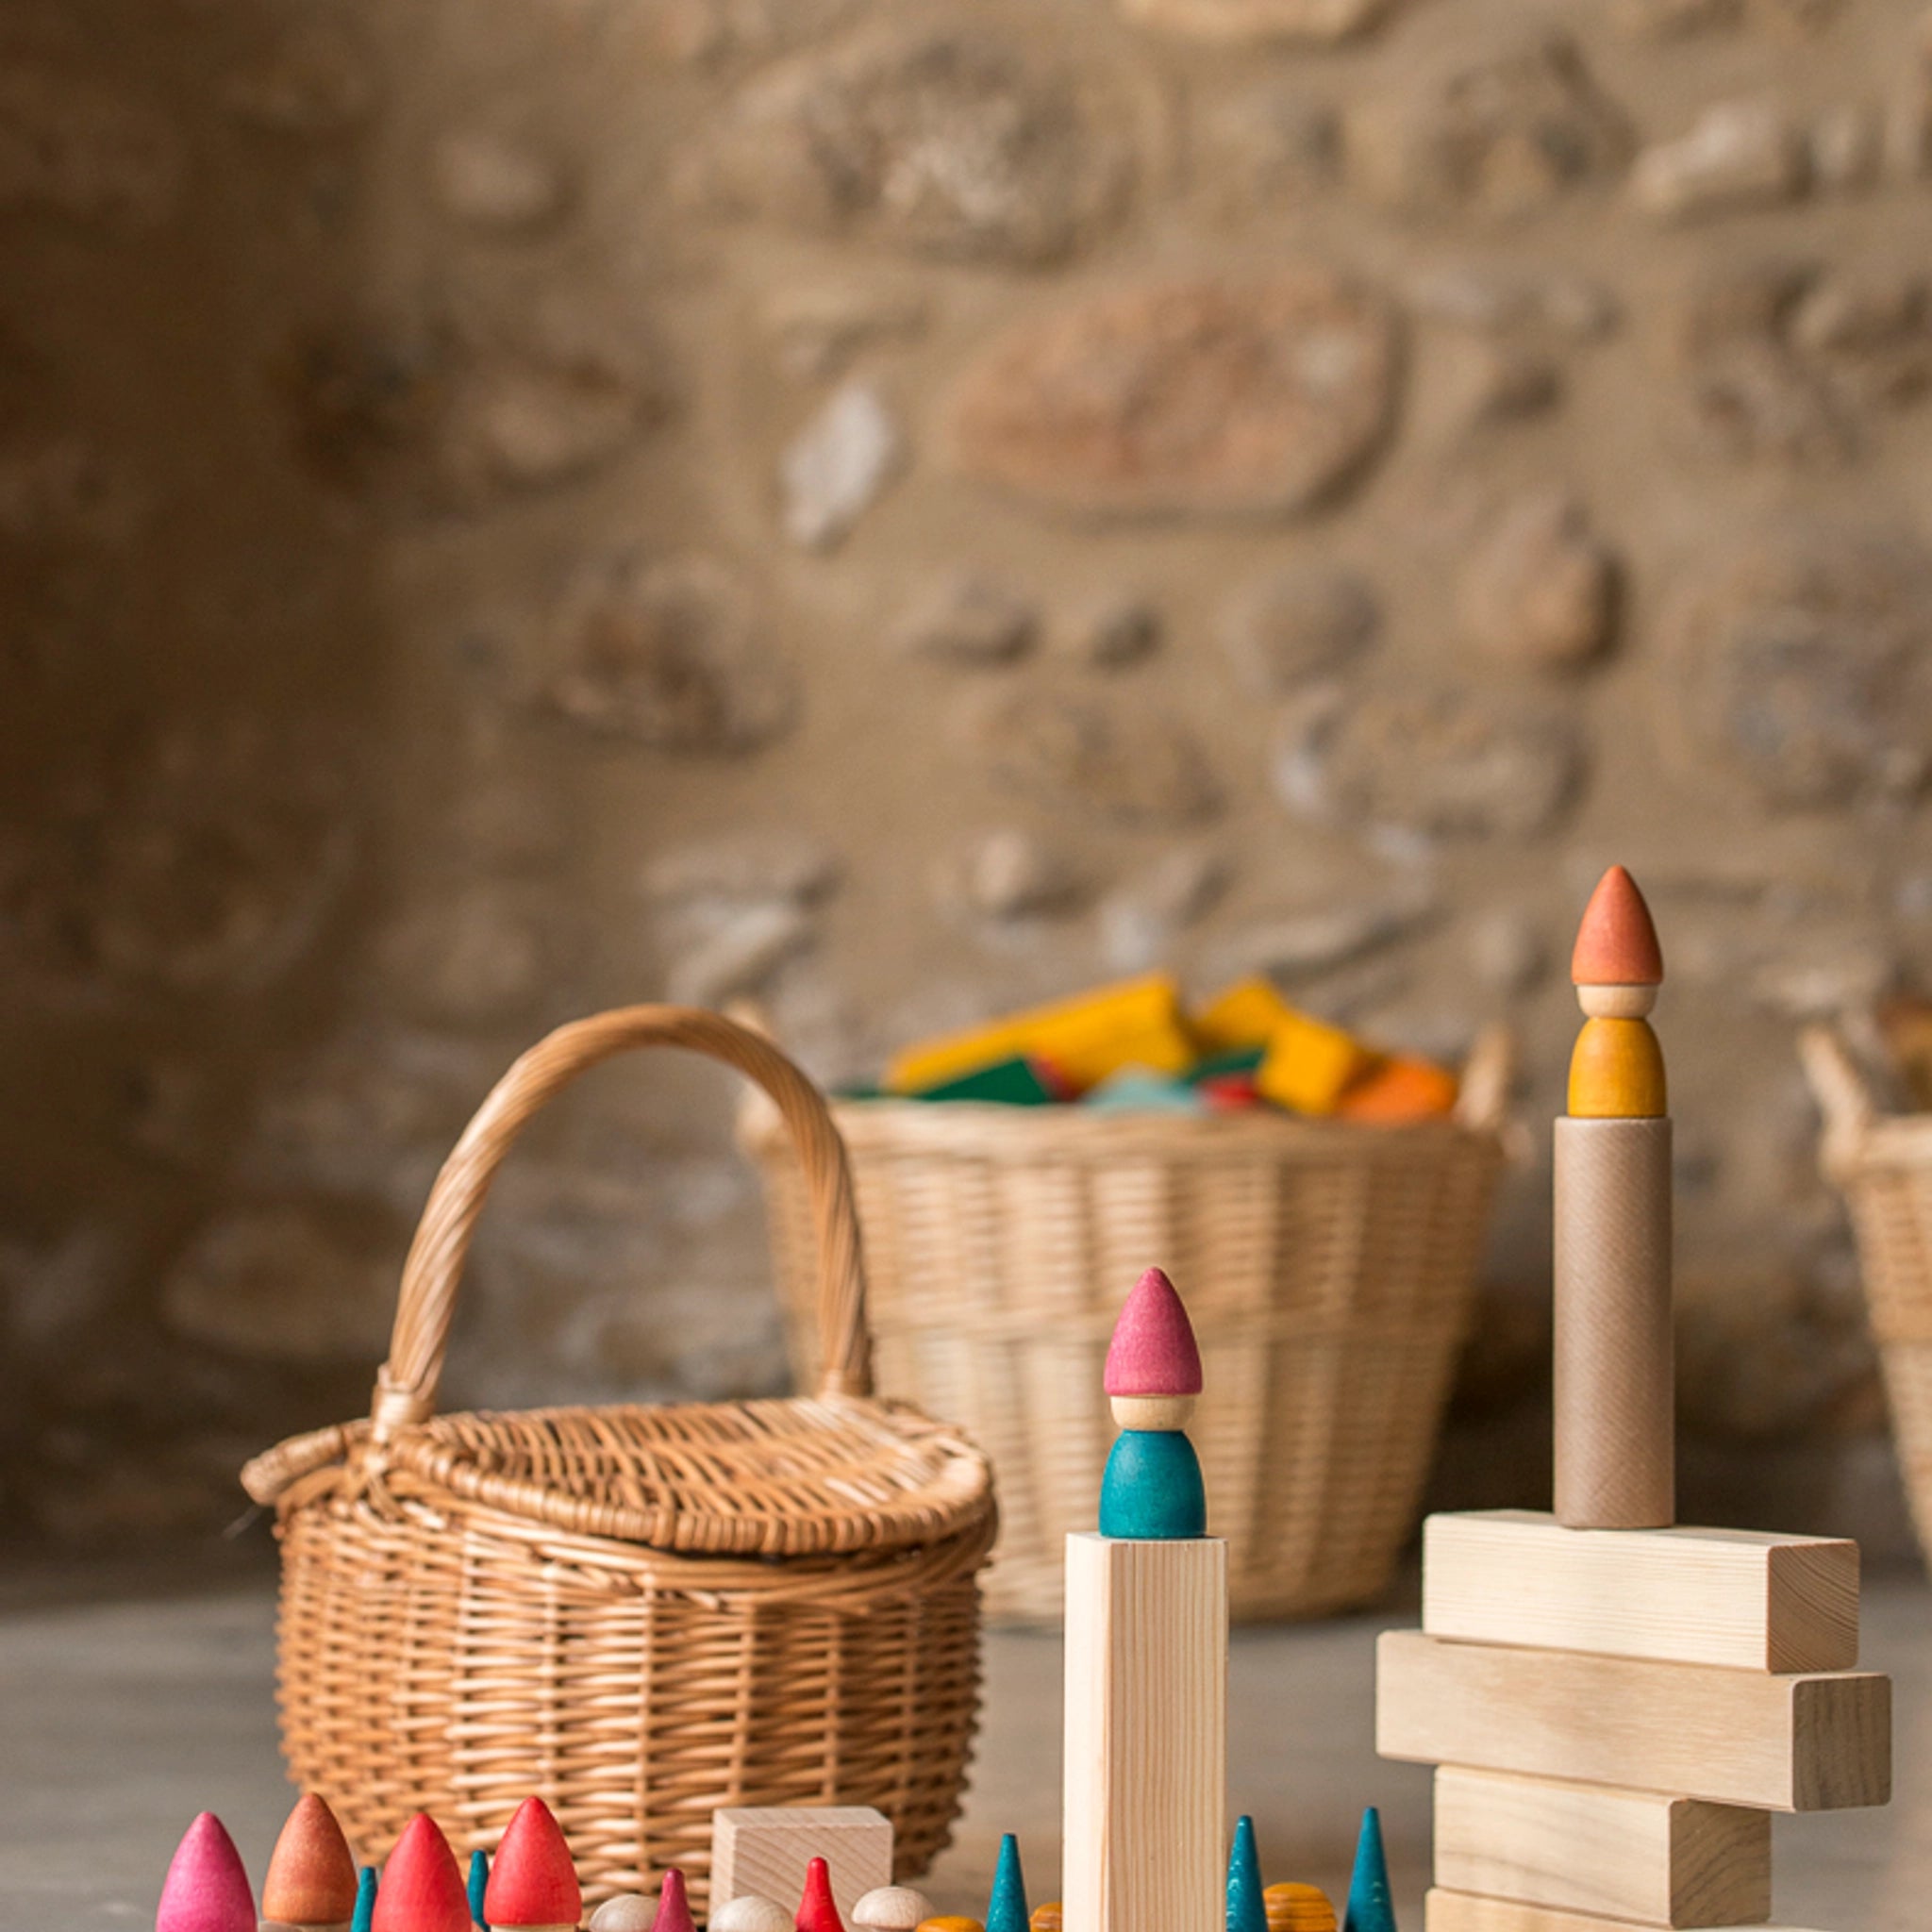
<box><xmin>1029</xmin><ymin>1906</ymin><xmax>1063</xmax><ymax>1932</ymax></box>
<box><xmin>1264</xmin><ymin>1882</ymin><xmax>1337</xmax><ymax>1932</ymax></box>
<box><xmin>1567</xmin><ymin>1016</ymin><xmax>1666</xmax><ymax>1118</ymax></box>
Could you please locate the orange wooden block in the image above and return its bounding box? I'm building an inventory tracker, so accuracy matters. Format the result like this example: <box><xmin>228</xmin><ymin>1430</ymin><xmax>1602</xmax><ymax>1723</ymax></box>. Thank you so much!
<box><xmin>1338</xmin><ymin>1057</ymin><xmax>1458</xmax><ymax>1123</ymax></box>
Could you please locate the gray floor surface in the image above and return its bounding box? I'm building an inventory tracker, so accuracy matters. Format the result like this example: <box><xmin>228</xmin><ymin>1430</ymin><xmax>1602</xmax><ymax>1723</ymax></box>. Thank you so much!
<box><xmin>1</xmin><ymin>1566</ymin><xmax>1924</xmax><ymax>1931</ymax></box>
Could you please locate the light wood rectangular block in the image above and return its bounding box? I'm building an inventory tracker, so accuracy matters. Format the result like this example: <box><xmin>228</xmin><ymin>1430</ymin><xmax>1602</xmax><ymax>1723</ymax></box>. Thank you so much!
<box><xmin>1379</xmin><ymin>1631</ymin><xmax>1890</xmax><ymax>1812</ymax></box>
<box><xmin>1425</xmin><ymin>1890</ymin><xmax>1827</xmax><ymax>1932</ymax></box>
<box><xmin>1423</xmin><ymin>1510</ymin><xmax>1859</xmax><ymax>1673</ymax></box>
<box><xmin>1433</xmin><ymin>1768</ymin><xmax>1771</xmax><ymax>1926</ymax></box>
<box><xmin>1064</xmin><ymin>1532</ymin><xmax>1227</xmax><ymax>1932</ymax></box>
<box><xmin>710</xmin><ymin>1808</ymin><xmax>892</xmax><ymax>1920</ymax></box>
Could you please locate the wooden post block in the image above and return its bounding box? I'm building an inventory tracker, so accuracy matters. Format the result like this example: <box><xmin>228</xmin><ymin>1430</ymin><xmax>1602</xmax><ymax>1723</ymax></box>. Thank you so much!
<box><xmin>1063</xmin><ymin>1532</ymin><xmax>1227</xmax><ymax>1932</ymax></box>
<box><xmin>1554</xmin><ymin>1114</ymin><xmax>1674</xmax><ymax>1529</ymax></box>
<box><xmin>1422</xmin><ymin>1510</ymin><xmax>1859</xmax><ymax>1673</ymax></box>
<box><xmin>1377</xmin><ymin>1631</ymin><xmax>1890</xmax><ymax>1812</ymax></box>
<box><xmin>1425</xmin><ymin>1891</ymin><xmax>1831</xmax><ymax>1932</ymax></box>
<box><xmin>710</xmin><ymin>1810</ymin><xmax>892</xmax><ymax>1923</ymax></box>
<box><xmin>1432</xmin><ymin>1769</ymin><xmax>1771</xmax><ymax>1926</ymax></box>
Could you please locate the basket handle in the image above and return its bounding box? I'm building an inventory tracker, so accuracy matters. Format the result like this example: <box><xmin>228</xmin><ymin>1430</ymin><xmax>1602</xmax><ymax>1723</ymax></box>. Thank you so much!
<box><xmin>1799</xmin><ymin>1021</ymin><xmax>1879</xmax><ymax>1184</ymax></box>
<box><xmin>1454</xmin><ymin>1023</ymin><xmax>1515</xmax><ymax>1135</ymax></box>
<box><xmin>369</xmin><ymin>1005</ymin><xmax>872</xmax><ymax>1441</ymax></box>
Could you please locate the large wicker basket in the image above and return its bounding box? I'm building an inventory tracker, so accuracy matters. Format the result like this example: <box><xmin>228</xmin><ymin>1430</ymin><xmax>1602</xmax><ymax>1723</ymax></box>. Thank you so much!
<box><xmin>743</xmin><ymin>1027</ymin><xmax>1511</xmax><ymax>1624</ymax></box>
<box><xmin>242</xmin><ymin>1008</ymin><xmax>997</xmax><ymax>1908</ymax></box>
<box><xmin>1803</xmin><ymin>1023</ymin><xmax>1932</xmax><ymax>1570</ymax></box>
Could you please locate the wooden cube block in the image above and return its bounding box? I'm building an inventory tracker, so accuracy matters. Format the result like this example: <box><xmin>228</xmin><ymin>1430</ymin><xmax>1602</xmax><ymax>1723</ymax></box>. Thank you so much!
<box><xmin>1423</xmin><ymin>1510</ymin><xmax>1858</xmax><ymax>1673</ymax></box>
<box><xmin>1378</xmin><ymin>1631</ymin><xmax>1890</xmax><ymax>1812</ymax></box>
<box><xmin>1425</xmin><ymin>1890</ymin><xmax>1828</xmax><ymax>1932</ymax></box>
<box><xmin>711</xmin><ymin>1808</ymin><xmax>892</xmax><ymax>1921</ymax></box>
<box><xmin>1433</xmin><ymin>1769</ymin><xmax>1771</xmax><ymax>1926</ymax></box>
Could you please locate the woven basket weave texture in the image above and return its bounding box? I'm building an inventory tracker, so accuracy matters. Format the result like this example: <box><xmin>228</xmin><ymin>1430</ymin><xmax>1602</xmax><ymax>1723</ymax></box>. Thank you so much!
<box><xmin>745</xmin><ymin>1028</ymin><xmax>1510</xmax><ymax>1624</ymax></box>
<box><xmin>242</xmin><ymin>1008</ymin><xmax>997</xmax><ymax>1908</ymax></box>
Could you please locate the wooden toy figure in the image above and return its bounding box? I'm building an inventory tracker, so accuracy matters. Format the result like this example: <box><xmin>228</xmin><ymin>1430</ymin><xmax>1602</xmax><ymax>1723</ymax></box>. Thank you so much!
<box><xmin>352</xmin><ymin>1872</ymin><xmax>377</xmax><ymax>1932</ymax></box>
<box><xmin>483</xmin><ymin>1799</ymin><xmax>580</xmax><ymax>1932</ymax></box>
<box><xmin>796</xmin><ymin>1859</ymin><xmax>845</xmax><ymax>1932</ymax></box>
<box><xmin>157</xmin><ymin>1813</ymin><xmax>257</xmax><ymax>1932</ymax></box>
<box><xmin>372</xmin><ymin>1817</ymin><xmax>472</xmax><ymax>1932</ymax></box>
<box><xmin>1378</xmin><ymin>868</ymin><xmax>1893</xmax><ymax>1932</ymax></box>
<box><xmin>712</xmin><ymin>1901</ymin><xmax>793</xmax><ymax>1932</ymax></box>
<box><xmin>1065</xmin><ymin>1268</ymin><xmax>1226</xmax><ymax>1932</ymax></box>
<box><xmin>1224</xmin><ymin>1818</ymin><xmax>1266</xmax><ymax>1932</ymax></box>
<box><xmin>467</xmin><ymin>1855</ymin><xmax>490</xmax><ymax>1931</ymax></box>
<box><xmin>985</xmin><ymin>1836</ymin><xmax>1029</xmax><ymax>1932</ymax></box>
<box><xmin>586</xmin><ymin>1899</ymin><xmax>656</xmax><ymax>1932</ymax></box>
<box><xmin>1341</xmin><ymin>1811</ymin><xmax>1392</xmax><ymax>1932</ymax></box>
<box><xmin>852</xmin><ymin>1889</ymin><xmax>936</xmax><ymax>1932</ymax></box>
<box><xmin>262</xmin><ymin>1794</ymin><xmax>359</xmax><ymax>1932</ymax></box>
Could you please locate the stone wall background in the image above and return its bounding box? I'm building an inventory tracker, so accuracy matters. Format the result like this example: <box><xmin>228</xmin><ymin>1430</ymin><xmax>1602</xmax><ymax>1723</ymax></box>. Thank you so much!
<box><xmin>4</xmin><ymin>0</ymin><xmax>1931</xmax><ymax>1559</ymax></box>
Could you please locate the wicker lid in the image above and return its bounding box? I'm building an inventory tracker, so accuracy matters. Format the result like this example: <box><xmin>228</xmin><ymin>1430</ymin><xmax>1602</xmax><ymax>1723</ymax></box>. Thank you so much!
<box><xmin>385</xmin><ymin>1395</ymin><xmax>991</xmax><ymax>1557</ymax></box>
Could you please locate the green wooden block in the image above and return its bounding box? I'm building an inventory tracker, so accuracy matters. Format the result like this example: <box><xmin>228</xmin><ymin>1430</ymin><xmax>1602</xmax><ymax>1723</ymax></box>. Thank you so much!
<box><xmin>1186</xmin><ymin>1044</ymin><xmax>1268</xmax><ymax>1086</ymax></box>
<box><xmin>913</xmin><ymin>1056</ymin><xmax>1062</xmax><ymax>1105</ymax></box>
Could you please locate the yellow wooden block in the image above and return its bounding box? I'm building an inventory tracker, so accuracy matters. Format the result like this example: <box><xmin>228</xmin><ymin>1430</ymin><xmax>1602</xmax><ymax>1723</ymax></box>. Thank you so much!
<box><xmin>886</xmin><ymin>974</ymin><xmax>1192</xmax><ymax>1093</ymax></box>
<box><xmin>1256</xmin><ymin>1011</ymin><xmax>1368</xmax><ymax>1115</ymax></box>
<box><xmin>1422</xmin><ymin>1510</ymin><xmax>1859</xmax><ymax>1673</ymax></box>
<box><xmin>1433</xmin><ymin>1768</ymin><xmax>1771</xmax><ymax>1926</ymax></box>
<box><xmin>1194</xmin><ymin>977</ymin><xmax>1297</xmax><ymax>1053</ymax></box>
<box><xmin>1568</xmin><ymin>1016</ymin><xmax>1666</xmax><ymax>1117</ymax></box>
<box><xmin>1425</xmin><ymin>1891</ymin><xmax>1831</xmax><ymax>1932</ymax></box>
<box><xmin>711</xmin><ymin>1808</ymin><xmax>892</xmax><ymax>1921</ymax></box>
<box><xmin>1377</xmin><ymin>1631</ymin><xmax>1890</xmax><ymax>1812</ymax></box>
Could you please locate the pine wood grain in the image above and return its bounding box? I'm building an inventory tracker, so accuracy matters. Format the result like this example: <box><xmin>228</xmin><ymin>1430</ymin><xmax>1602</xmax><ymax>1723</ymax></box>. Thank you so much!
<box><xmin>1378</xmin><ymin>1632</ymin><xmax>1890</xmax><ymax>1813</ymax></box>
<box><xmin>1425</xmin><ymin>1890</ymin><xmax>1829</xmax><ymax>1932</ymax></box>
<box><xmin>710</xmin><ymin>1809</ymin><xmax>892</xmax><ymax>1923</ymax></box>
<box><xmin>1422</xmin><ymin>1510</ymin><xmax>1859</xmax><ymax>1673</ymax></box>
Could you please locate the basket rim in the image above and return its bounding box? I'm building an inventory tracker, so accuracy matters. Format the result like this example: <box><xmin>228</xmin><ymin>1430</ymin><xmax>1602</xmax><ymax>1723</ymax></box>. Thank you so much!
<box><xmin>244</xmin><ymin>1391</ymin><xmax>995</xmax><ymax>1558</ymax></box>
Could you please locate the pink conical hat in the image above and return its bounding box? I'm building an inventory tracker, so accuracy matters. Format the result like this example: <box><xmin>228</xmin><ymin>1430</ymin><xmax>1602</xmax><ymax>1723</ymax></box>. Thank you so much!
<box><xmin>1103</xmin><ymin>1267</ymin><xmax>1203</xmax><ymax>1397</ymax></box>
<box><xmin>157</xmin><ymin>1813</ymin><xmax>256</xmax><ymax>1932</ymax></box>
<box><xmin>484</xmin><ymin>1798</ymin><xmax>580</xmax><ymax>1928</ymax></box>
<box><xmin>653</xmin><ymin>1870</ymin><xmax>696</xmax><ymax>1932</ymax></box>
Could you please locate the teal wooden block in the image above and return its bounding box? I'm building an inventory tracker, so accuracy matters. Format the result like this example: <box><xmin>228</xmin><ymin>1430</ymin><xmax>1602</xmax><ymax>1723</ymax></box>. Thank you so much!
<box><xmin>1098</xmin><ymin>1428</ymin><xmax>1207</xmax><ymax>1538</ymax></box>
<box><xmin>1082</xmin><ymin>1067</ymin><xmax>1206</xmax><ymax>1114</ymax></box>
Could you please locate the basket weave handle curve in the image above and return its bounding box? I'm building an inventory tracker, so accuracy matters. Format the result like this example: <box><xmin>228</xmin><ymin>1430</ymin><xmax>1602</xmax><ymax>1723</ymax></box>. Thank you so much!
<box><xmin>1799</xmin><ymin>1022</ymin><xmax>1880</xmax><ymax>1184</ymax></box>
<box><xmin>370</xmin><ymin>1006</ymin><xmax>873</xmax><ymax>1441</ymax></box>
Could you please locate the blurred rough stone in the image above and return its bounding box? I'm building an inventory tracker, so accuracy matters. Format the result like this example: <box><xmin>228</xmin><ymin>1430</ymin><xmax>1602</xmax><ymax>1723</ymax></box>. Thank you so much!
<box><xmin>1121</xmin><ymin>0</ymin><xmax>1396</xmax><ymax>40</ymax></box>
<box><xmin>375</xmin><ymin>881</ymin><xmax>566</xmax><ymax>1026</ymax></box>
<box><xmin>945</xmin><ymin>270</ymin><xmax>1399</xmax><ymax>520</ymax></box>
<box><xmin>0</xmin><ymin>65</ymin><xmax>182</xmax><ymax>225</ymax></box>
<box><xmin>1193</xmin><ymin>85</ymin><xmax>1341</xmax><ymax>210</ymax></box>
<box><xmin>1217</xmin><ymin>889</ymin><xmax>1438</xmax><ymax>980</ymax></box>
<box><xmin>0</xmin><ymin>439</ymin><xmax>142</xmax><ymax>546</ymax></box>
<box><xmin>1221</xmin><ymin>564</ymin><xmax>1380</xmax><ymax>692</ymax></box>
<box><xmin>224</xmin><ymin>23</ymin><xmax>379</xmax><ymax>133</ymax></box>
<box><xmin>1276</xmin><ymin>684</ymin><xmax>1583</xmax><ymax>840</ymax></box>
<box><xmin>766</xmin><ymin>284</ymin><xmax>928</xmax><ymax>381</ymax></box>
<box><xmin>1632</xmin><ymin>100</ymin><xmax>1808</xmax><ymax>220</ymax></box>
<box><xmin>779</xmin><ymin>382</ymin><xmax>906</xmax><ymax>550</ymax></box>
<box><xmin>1668</xmin><ymin>528</ymin><xmax>1932</xmax><ymax>808</ymax></box>
<box><xmin>431</xmin><ymin>129</ymin><xmax>569</xmax><ymax>232</ymax></box>
<box><xmin>1354</xmin><ymin>37</ymin><xmax>1631</xmax><ymax>220</ymax></box>
<box><xmin>1098</xmin><ymin>846</ymin><xmax>1229</xmax><ymax>971</ymax></box>
<box><xmin>945</xmin><ymin>827</ymin><xmax>1084</xmax><ymax>922</ymax></box>
<box><xmin>1466</xmin><ymin>910</ymin><xmax>1549</xmax><ymax>994</ymax></box>
<box><xmin>665</xmin><ymin>900</ymin><xmax>814</xmax><ymax>1006</ymax></box>
<box><xmin>1064</xmin><ymin>594</ymin><xmax>1162</xmax><ymax>670</ymax></box>
<box><xmin>1459</xmin><ymin>491</ymin><xmax>1618</xmax><ymax>672</ymax></box>
<box><xmin>1406</xmin><ymin>264</ymin><xmax>1620</xmax><ymax>340</ymax></box>
<box><xmin>160</xmin><ymin>1205</ymin><xmax>400</xmax><ymax>1364</ymax></box>
<box><xmin>893</xmin><ymin>574</ymin><xmax>1038</xmax><ymax>665</ymax></box>
<box><xmin>644</xmin><ymin>833</ymin><xmax>841</xmax><ymax>908</ymax></box>
<box><xmin>1457</xmin><ymin>343</ymin><xmax>1564</xmax><ymax>429</ymax></box>
<box><xmin>546</xmin><ymin>553</ymin><xmax>794</xmax><ymax>753</ymax></box>
<box><xmin>1789</xmin><ymin>270</ymin><xmax>1932</xmax><ymax>406</ymax></box>
<box><xmin>1809</xmin><ymin>106</ymin><xmax>1882</xmax><ymax>192</ymax></box>
<box><xmin>690</xmin><ymin>26</ymin><xmax>1132</xmax><ymax>267</ymax></box>
<box><xmin>976</xmin><ymin>684</ymin><xmax>1222</xmax><ymax>827</ymax></box>
<box><xmin>1613</xmin><ymin>0</ymin><xmax>1741</xmax><ymax>36</ymax></box>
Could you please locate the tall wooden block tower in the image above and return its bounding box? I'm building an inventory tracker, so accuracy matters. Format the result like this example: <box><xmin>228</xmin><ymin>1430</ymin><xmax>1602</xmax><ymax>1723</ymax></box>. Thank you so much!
<box><xmin>1064</xmin><ymin>1267</ymin><xmax>1227</xmax><ymax>1932</ymax></box>
<box><xmin>1378</xmin><ymin>868</ymin><xmax>1891</xmax><ymax>1932</ymax></box>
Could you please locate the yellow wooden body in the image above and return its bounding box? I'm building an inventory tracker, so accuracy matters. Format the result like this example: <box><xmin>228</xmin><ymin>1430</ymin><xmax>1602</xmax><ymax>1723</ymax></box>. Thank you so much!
<box><xmin>1567</xmin><ymin>1017</ymin><xmax>1666</xmax><ymax>1118</ymax></box>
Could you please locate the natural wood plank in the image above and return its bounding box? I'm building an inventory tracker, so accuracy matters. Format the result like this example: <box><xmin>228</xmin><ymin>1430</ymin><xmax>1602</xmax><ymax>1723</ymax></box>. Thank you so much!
<box><xmin>1425</xmin><ymin>1890</ymin><xmax>1827</xmax><ymax>1932</ymax></box>
<box><xmin>1423</xmin><ymin>1510</ymin><xmax>1859</xmax><ymax>1673</ymax></box>
<box><xmin>1433</xmin><ymin>1768</ymin><xmax>1771</xmax><ymax>1926</ymax></box>
<box><xmin>1063</xmin><ymin>1532</ymin><xmax>1226</xmax><ymax>1932</ymax></box>
<box><xmin>710</xmin><ymin>1809</ymin><xmax>891</xmax><ymax>1922</ymax></box>
<box><xmin>1378</xmin><ymin>1631</ymin><xmax>1890</xmax><ymax>1812</ymax></box>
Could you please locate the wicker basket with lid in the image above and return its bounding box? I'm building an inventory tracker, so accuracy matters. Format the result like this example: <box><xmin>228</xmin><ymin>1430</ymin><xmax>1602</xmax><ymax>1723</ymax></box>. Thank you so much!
<box><xmin>242</xmin><ymin>1007</ymin><xmax>997</xmax><ymax>1907</ymax></box>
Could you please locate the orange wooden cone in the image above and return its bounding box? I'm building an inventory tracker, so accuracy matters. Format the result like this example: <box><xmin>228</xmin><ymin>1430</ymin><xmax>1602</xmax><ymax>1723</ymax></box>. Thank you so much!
<box><xmin>1571</xmin><ymin>864</ymin><xmax>1663</xmax><ymax>986</ymax></box>
<box><xmin>373</xmin><ymin>1817</ymin><xmax>471</xmax><ymax>1932</ymax></box>
<box><xmin>796</xmin><ymin>1858</ymin><xmax>844</xmax><ymax>1932</ymax></box>
<box><xmin>482</xmin><ymin>1800</ymin><xmax>580</xmax><ymax>1930</ymax></box>
<box><xmin>157</xmin><ymin>1812</ymin><xmax>256</xmax><ymax>1932</ymax></box>
<box><xmin>263</xmin><ymin>1794</ymin><xmax>358</xmax><ymax>1927</ymax></box>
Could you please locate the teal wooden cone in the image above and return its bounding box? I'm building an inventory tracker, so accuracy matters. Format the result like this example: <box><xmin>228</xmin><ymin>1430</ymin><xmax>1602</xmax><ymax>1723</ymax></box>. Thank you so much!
<box><xmin>986</xmin><ymin>1833</ymin><xmax>1029</xmax><ymax>1932</ymax></box>
<box><xmin>1098</xmin><ymin>1428</ymin><xmax>1207</xmax><ymax>1538</ymax></box>
<box><xmin>1342</xmin><ymin>1807</ymin><xmax>1395</xmax><ymax>1932</ymax></box>
<box><xmin>1225</xmin><ymin>1815</ymin><xmax>1267</xmax><ymax>1932</ymax></box>
<box><xmin>468</xmin><ymin>1850</ymin><xmax>490</xmax><ymax>1929</ymax></box>
<box><xmin>352</xmin><ymin>1868</ymin><xmax>378</xmax><ymax>1932</ymax></box>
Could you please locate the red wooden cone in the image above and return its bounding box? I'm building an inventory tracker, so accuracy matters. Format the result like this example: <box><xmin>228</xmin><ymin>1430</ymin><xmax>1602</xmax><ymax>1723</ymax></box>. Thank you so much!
<box><xmin>796</xmin><ymin>1858</ymin><xmax>844</xmax><ymax>1932</ymax></box>
<box><xmin>653</xmin><ymin>1870</ymin><xmax>695</xmax><ymax>1932</ymax></box>
<box><xmin>157</xmin><ymin>1812</ymin><xmax>256</xmax><ymax>1932</ymax></box>
<box><xmin>263</xmin><ymin>1794</ymin><xmax>358</xmax><ymax>1925</ymax></box>
<box><xmin>373</xmin><ymin>1817</ymin><xmax>471</xmax><ymax>1932</ymax></box>
<box><xmin>1102</xmin><ymin>1266</ymin><xmax>1203</xmax><ymax>1397</ymax></box>
<box><xmin>483</xmin><ymin>1799</ymin><xmax>580</xmax><ymax>1928</ymax></box>
<box><xmin>1572</xmin><ymin>865</ymin><xmax>1663</xmax><ymax>986</ymax></box>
